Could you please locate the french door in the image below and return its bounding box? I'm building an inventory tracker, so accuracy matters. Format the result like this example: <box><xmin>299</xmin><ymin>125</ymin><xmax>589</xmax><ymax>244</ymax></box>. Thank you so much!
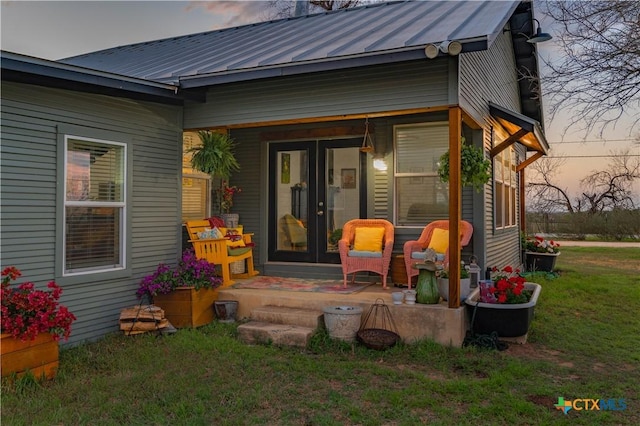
<box><xmin>268</xmin><ymin>138</ymin><xmax>366</xmax><ymax>263</ymax></box>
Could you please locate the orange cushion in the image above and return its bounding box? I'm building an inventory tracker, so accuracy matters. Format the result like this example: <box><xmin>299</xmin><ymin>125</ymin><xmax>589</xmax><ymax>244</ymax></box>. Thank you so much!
<box><xmin>353</xmin><ymin>227</ymin><xmax>385</xmax><ymax>252</ymax></box>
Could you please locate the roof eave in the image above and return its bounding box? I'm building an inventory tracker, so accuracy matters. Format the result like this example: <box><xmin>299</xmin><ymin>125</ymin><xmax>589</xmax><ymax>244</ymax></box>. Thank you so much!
<box><xmin>179</xmin><ymin>39</ymin><xmax>489</xmax><ymax>89</ymax></box>
<box><xmin>1</xmin><ymin>51</ymin><xmax>184</xmax><ymax>105</ymax></box>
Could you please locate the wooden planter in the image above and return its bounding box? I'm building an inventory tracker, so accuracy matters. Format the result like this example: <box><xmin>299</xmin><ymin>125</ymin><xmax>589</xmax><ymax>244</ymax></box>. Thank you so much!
<box><xmin>1</xmin><ymin>333</ymin><xmax>59</xmax><ymax>380</ymax></box>
<box><xmin>153</xmin><ymin>287</ymin><xmax>220</xmax><ymax>328</ymax></box>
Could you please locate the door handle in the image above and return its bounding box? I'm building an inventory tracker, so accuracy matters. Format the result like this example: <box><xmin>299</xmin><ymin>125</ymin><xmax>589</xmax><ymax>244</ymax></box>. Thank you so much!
<box><xmin>317</xmin><ymin>211</ymin><xmax>324</xmax><ymax>216</ymax></box>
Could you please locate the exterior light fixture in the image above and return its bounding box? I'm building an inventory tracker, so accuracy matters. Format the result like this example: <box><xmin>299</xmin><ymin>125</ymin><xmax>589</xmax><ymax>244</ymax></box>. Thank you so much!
<box><xmin>424</xmin><ymin>44</ymin><xmax>439</xmax><ymax>59</ymax></box>
<box><xmin>439</xmin><ymin>40</ymin><xmax>462</xmax><ymax>56</ymax></box>
<box><xmin>527</xmin><ymin>19</ymin><xmax>552</xmax><ymax>43</ymax></box>
<box><xmin>373</xmin><ymin>154</ymin><xmax>387</xmax><ymax>172</ymax></box>
<box><xmin>424</xmin><ymin>40</ymin><xmax>462</xmax><ymax>59</ymax></box>
<box><xmin>504</xmin><ymin>18</ymin><xmax>552</xmax><ymax>44</ymax></box>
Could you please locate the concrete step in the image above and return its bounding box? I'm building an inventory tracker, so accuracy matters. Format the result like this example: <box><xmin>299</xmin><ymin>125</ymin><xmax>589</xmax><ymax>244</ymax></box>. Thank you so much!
<box><xmin>250</xmin><ymin>305</ymin><xmax>324</xmax><ymax>329</ymax></box>
<box><xmin>237</xmin><ymin>321</ymin><xmax>315</xmax><ymax>347</ymax></box>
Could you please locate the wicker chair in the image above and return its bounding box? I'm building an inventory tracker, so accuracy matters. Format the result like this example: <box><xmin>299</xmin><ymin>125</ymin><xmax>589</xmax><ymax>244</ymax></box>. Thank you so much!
<box><xmin>338</xmin><ymin>219</ymin><xmax>394</xmax><ymax>289</ymax></box>
<box><xmin>403</xmin><ymin>220</ymin><xmax>473</xmax><ymax>289</ymax></box>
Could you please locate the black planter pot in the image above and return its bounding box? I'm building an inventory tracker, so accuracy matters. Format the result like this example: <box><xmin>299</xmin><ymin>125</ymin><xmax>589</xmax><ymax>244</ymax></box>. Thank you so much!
<box><xmin>525</xmin><ymin>252</ymin><xmax>559</xmax><ymax>272</ymax></box>
<box><xmin>465</xmin><ymin>283</ymin><xmax>541</xmax><ymax>337</ymax></box>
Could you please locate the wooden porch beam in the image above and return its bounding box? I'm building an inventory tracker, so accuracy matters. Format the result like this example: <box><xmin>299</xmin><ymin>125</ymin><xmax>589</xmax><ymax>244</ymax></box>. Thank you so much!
<box><xmin>490</xmin><ymin>128</ymin><xmax>528</xmax><ymax>158</ymax></box>
<box><xmin>184</xmin><ymin>106</ymin><xmax>451</xmax><ymax>131</ymax></box>
<box><xmin>448</xmin><ymin>106</ymin><xmax>462</xmax><ymax>309</ymax></box>
<box><xmin>516</xmin><ymin>151</ymin><xmax>544</xmax><ymax>172</ymax></box>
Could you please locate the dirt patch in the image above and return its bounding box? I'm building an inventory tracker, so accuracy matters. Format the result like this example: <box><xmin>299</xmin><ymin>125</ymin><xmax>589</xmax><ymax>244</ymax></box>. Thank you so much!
<box><xmin>526</xmin><ymin>394</ymin><xmax>557</xmax><ymax>410</ymax></box>
<box><xmin>503</xmin><ymin>342</ymin><xmax>570</xmax><ymax>365</ymax></box>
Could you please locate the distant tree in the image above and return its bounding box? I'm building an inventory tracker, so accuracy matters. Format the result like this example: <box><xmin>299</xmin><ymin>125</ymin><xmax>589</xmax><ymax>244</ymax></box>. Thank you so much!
<box><xmin>541</xmin><ymin>1</ymin><xmax>640</xmax><ymax>137</ymax></box>
<box><xmin>267</xmin><ymin>0</ymin><xmax>365</xmax><ymax>19</ymax></box>
<box><xmin>527</xmin><ymin>149</ymin><xmax>640</xmax><ymax>214</ymax></box>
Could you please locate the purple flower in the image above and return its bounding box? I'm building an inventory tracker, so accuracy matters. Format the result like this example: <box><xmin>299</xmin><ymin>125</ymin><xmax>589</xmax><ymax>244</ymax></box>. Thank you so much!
<box><xmin>136</xmin><ymin>249</ymin><xmax>222</xmax><ymax>299</ymax></box>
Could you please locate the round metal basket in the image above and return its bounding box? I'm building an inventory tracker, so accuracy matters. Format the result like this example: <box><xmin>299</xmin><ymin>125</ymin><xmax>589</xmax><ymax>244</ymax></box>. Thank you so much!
<box><xmin>357</xmin><ymin>328</ymin><xmax>400</xmax><ymax>351</ymax></box>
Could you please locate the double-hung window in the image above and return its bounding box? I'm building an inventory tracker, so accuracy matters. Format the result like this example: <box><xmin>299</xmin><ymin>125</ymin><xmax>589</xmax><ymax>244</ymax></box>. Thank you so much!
<box><xmin>394</xmin><ymin>123</ymin><xmax>449</xmax><ymax>226</ymax></box>
<box><xmin>494</xmin><ymin>146</ymin><xmax>517</xmax><ymax>229</ymax></box>
<box><xmin>64</xmin><ymin>136</ymin><xmax>126</xmax><ymax>275</ymax></box>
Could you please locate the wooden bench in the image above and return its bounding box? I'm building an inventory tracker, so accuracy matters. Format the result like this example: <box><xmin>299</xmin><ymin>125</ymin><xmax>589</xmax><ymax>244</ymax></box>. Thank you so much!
<box><xmin>185</xmin><ymin>220</ymin><xmax>259</xmax><ymax>286</ymax></box>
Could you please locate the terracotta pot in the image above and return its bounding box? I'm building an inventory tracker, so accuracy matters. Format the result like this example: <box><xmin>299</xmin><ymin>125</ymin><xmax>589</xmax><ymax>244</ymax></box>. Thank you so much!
<box><xmin>1</xmin><ymin>333</ymin><xmax>59</xmax><ymax>380</ymax></box>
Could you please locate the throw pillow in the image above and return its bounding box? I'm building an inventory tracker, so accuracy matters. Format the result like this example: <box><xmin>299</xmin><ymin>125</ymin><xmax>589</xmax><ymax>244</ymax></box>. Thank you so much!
<box><xmin>353</xmin><ymin>227</ymin><xmax>385</xmax><ymax>252</ymax></box>
<box><xmin>221</xmin><ymin>226</ymin><xmax>246</xmax><ymax>248</ymax></box>
<box><xmin>427</xmin><ymin>228</ymin><xmax>449</xmax><ymax>254</ymax></box>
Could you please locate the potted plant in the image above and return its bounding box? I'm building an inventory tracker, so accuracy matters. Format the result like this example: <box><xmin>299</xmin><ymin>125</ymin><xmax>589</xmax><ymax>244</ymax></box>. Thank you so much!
<box><xmin>465</xmin><ymin>266</ymin><xmax>542</xmax><ymax>337</ymax></box>
<box><xmin>188</xmin><ymin>131</ymin><xmax>240</xmax><ymax>225</ymax></box>
<box><xmin>524</xmin><ymin>235</ymin><xmax>561</xmax><ymax>272</ymax></box>
<box><xmin>1</xmin><ymin>266</ymin><xmax>77</xmax><ymax>380</ymax></box>
<box><xmin>437</xmin><ymin>140</ymin><xmax>491</xmax><ymax>192</ymax></box>
<box><xmin>137</xmin><ymin>249</ymin><xmax>223</xmax><ymax>328</ymax></box>
<box><xmin>437</xmin><ymin>263</ymin><xmax>471</xmax><ymax>302</ymax></box>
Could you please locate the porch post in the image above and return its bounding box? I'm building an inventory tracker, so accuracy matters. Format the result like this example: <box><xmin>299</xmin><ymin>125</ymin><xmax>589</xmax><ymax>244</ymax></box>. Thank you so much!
<box><xmin>448</xmin><ymin>106</ymin><xmax>462</xmax><ymax>308</ymax></box>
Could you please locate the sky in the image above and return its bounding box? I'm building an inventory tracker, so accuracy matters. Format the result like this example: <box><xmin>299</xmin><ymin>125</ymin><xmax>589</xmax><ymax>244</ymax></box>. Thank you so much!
<box><xmin>1</xmin><ymin>0</ymin><xmax>638</xmax><ymax>203</ymax></box>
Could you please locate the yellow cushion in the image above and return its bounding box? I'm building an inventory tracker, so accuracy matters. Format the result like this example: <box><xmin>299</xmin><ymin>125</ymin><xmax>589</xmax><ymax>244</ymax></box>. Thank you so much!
<box><xmin>221</xmin><ymin>227</ymin><xmax>245</xmax><ymax>248</ymax></box>
<box><xmin>353</xmin><ymin>227</ymin><xmax>385</xmax><ymax>252</ymax></box>
<box><xmin>427</xmin><ymin>228</ymin><xmax>449</xmax><ymax>253</ymax></box>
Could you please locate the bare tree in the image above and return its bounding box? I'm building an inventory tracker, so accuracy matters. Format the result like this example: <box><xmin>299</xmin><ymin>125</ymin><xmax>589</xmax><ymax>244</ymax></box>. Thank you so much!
<box><xmin>541</xmin><ymin>1</ymin><xmax>640</xmax><ymax>137</ymax></box>
<box><xmin>527</xmin><ymin>149</ymin><xmax>640</xmax><ymax>213</ymax></box>
<box><xmin>267</xmin><ymin>0</ymin><xmax>365</xmax><ymax>19</ymax></box>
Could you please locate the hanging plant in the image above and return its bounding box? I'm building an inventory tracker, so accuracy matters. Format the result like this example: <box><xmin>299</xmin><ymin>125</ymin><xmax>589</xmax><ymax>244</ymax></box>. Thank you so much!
<box><xmin>437</xmin><ymin>142</ymin><xmax>491</xmax><ymax>192</ymax></box>
<box><xmin>188</xmin><ymin>131</ymin><xmax>240</xmax><ymax>214</ymax></box>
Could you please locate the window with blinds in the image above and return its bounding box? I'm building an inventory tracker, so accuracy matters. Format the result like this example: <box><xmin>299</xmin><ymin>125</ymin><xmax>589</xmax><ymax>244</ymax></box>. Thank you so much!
<box><xmin>494</xmin><ymin>146</ymin><xmax>517</xmax><ymax>229</ymax></box>
<box><xmin>394</xmin><ymin>123</ymin><xmax>449</xmax><ymax>226</ymax></box>
<box><xmin>182</xmin><ymin>132</ymin><xmax>210</xmax><ymax>221</ymax></box>
<box><xmin>64</xmin><ymin>137</ymin><xmax>125</xmax><ymax>274</ymax></box>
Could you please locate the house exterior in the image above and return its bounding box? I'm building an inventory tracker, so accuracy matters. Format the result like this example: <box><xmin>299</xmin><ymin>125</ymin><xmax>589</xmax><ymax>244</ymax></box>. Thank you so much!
<box><xmin>1</xmin><ymin>0</ymin><xmax>549</xmax><ymax>345</ymax></box>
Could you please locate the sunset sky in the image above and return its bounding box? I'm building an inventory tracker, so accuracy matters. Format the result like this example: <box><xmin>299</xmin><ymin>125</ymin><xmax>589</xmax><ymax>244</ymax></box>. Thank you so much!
<box><xmin>2</xmin><ymin>1</ymin><xmax>638</xmax><ymax>202</ymax></box>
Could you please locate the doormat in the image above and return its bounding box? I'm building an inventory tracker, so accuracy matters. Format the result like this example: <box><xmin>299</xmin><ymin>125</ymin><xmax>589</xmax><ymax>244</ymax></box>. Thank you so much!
<box><xmin>232</xmin><ymin>276</ymin><xmax>373</xmax><ymax>294</ymax></box>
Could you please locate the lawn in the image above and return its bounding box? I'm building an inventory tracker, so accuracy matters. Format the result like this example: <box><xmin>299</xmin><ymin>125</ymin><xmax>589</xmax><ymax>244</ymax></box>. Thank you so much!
<box><xmin>2</xmin><ymin>247</ymin><xmax>639</xmax><ymax>425</ymax></box>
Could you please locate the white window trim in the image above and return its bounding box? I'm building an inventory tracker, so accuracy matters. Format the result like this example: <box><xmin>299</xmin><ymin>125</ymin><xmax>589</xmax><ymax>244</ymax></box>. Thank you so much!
<box><xmin>393</xmin><ymin>122</ymin><xmax>449</xmax><ymax>227</ymax></box>
<box><xmin>494</xmin><ymin>146</ymin><xmax>518</xmax><ymax>230</ymax></box>
<box><xmin>63</xmin><ymin>135</ymin><xmax>127</xmax><ymax>276</ymax></box>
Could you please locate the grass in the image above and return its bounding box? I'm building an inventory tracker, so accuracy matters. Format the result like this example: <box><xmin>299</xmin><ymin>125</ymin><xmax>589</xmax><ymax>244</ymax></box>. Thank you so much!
<box><xmin>2</xmin><ymin>247</ymin><xmax>639</xmax><ymax>425</ymax></box>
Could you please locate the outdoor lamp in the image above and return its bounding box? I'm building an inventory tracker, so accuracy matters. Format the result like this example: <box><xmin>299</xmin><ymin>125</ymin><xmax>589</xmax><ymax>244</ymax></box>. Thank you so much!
<box><xmin>527</xmin><ymin>19</ymin><xmax>552</xmax><ymax>43</ymax></box>
<box><xmin>373</xmin><ymin>154</ymin><xmax>387</xmax><ymax>171</ymax></box>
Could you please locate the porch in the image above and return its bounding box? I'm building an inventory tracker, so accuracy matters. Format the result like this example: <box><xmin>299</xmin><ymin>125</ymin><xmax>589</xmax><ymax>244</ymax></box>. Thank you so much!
<box><xmin>217</xmin><ymin>278</ymin><xmax>469</xmax><ymax>347</ymax></box>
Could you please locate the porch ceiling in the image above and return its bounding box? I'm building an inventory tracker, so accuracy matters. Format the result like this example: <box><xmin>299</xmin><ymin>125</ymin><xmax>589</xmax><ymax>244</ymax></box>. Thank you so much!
<box><xmin>489</xmin><ymin>102</ymin><xmax>549</xmax><ymax>156</ymax></box>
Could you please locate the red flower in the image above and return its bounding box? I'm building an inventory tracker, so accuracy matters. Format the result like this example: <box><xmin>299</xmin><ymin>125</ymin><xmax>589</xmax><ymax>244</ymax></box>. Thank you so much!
<box><xmin>1</xmin><ymin>267</ymin><xmax>76</xmax><ymax>341</ymax></box>
<box><xmin>488</xmin><ymin>266</ymin><xmax>532</xmax><ymax>304</ymax></box>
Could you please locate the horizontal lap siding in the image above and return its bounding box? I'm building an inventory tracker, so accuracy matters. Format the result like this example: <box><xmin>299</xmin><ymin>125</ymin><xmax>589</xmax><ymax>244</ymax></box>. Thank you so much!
<box><xmin>459</xmin><ymin>32</ymin><xmax>523</xmax><ymax>269</ymax></box>
<box><xmin>0</xmin><ymin>82</ymin><xmax>182</xmax><ymax>345</ymax></box>
<box><xmin>185</xmin><ymin>60</ymin><xmax>449</xmax><ymax>129</ymax></box>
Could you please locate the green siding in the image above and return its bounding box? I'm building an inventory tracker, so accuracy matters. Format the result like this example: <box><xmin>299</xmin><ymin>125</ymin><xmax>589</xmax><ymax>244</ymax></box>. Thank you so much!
<box><xmin>185</xmin><ymin>60</ymin><xmax>449</xmax><ymax>129</ymax></box>
<box><xmin>0</xmin><ymin>81</ymin><xmax>183</xmax><ymax>346</ymax></box>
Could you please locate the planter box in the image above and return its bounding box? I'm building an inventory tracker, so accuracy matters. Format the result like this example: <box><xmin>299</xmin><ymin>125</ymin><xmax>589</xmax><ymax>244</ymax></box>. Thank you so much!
<box><xmin>1</xmin><ymin>333</ymin><xmax>59</xmax><ymax>380</ymax></box>
<box><xmin>525</xmin><ymin>251</ymin><xmax>559</xmax><ymax>272</ymax></box>
<box><xmin>464</xmin><ymin>283</ymin><xmax>541</xmax><ymax>337</ymax></box>
<box><xmin>153</xmin><ymin>287</ymin><xmax>221</xmax><ymax>328</ymax></box>
<box><xmin>437</xmin><ymin>278</ymin><xmax>471</xmax><ymax>302</ymax></box>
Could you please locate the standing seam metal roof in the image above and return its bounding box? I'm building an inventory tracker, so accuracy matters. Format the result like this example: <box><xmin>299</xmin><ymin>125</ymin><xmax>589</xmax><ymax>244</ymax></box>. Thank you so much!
<box><xmin>62</xmin><ymin>0</ymin><xmax>520</xmax><ymax>86</ymax></box>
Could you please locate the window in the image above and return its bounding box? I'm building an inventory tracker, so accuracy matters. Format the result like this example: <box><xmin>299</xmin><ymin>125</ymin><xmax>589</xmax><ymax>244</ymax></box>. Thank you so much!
<box><xmin>182</xmin><ymin>132</ymin><xmax>210</xmax><ymax>222</ymax></box>
<box><xmin>64</xmin><ymin>136</ymin><xmax>126</xmax><ymax>274</ymax></box>
<box><xmin>394</xmin><ymin>123</ymin><xmax>449</xmax><ymax>226</ymax></box>
<box><xmin>494</xmin><ymin>146</ymin><xmax>517</xmax><ymax>229</ymax></box>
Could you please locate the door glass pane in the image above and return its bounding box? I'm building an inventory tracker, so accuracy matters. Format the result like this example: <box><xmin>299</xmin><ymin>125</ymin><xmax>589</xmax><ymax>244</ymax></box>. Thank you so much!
<box><xmin>276</xmin><ymin>150</ymin><xmax>308</xmax><ymax>251</ymax></box>
<box><xmin>326</xmin><ymin>147</ymin><xmax>360</xmax><ymax>252</ymax></box>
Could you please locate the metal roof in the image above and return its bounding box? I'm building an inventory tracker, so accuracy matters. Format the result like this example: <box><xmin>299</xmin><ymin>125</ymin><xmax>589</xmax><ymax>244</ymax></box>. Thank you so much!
<box><xmin>62</xmin><ymin>0</ymin><xmax>520</xmax><ymax>87</ymax></box>
<box><xmin>1</xmin><ymin>51</ymin><xmax>183</xmax><ymax>105</ymax></box>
